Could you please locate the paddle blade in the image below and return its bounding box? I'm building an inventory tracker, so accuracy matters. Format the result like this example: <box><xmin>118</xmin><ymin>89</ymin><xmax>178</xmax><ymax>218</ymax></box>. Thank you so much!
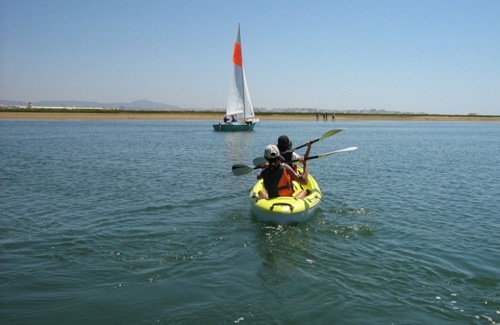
<box><xmin>293</xmin><ymin>129</ymin><xmax>344</xmax><ymax>150</ymax></box>
<box><xmin>335</xmin><ymin>146</ymin><xmax>358</xmax><ymax>153</ymax></box>
<box><xmin>253</xmin><ymin>156</ymin><xmax>267</xmax><ymax>166</ymax></box>
<box><xmin>316</xmin><ymin>146</ymin><xmax>358</xmax><ymax>159</ymax></box>
<box><xmin>319</xmin><ymin>129</ymin><xmax>343</xmax><ymax>140</ymax></box>
<box><xmin>232</xmin><ymin>164</ymin><xmax>255</xmax><ymax>176</ymax></box>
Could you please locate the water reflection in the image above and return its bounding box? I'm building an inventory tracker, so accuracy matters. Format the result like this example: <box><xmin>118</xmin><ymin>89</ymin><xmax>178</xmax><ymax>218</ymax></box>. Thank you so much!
<box><xmin>220</xmin><ymin>132</ymin><xmax>258</xmax><ymax>164</ymax></box>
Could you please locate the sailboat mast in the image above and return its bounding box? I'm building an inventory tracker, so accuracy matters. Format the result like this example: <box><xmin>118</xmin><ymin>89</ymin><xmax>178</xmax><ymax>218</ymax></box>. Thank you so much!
<box><xmin>237</xmin><ymin>24</ymin><xmax>246</xmax><ymax>120</ymax></box>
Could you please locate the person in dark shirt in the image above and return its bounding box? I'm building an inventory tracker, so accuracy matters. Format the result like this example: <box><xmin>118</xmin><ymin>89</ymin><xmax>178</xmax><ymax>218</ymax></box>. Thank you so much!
<box><xmin>257</xmin><ymin>144</ymin><xmax>310</xmax><ymax>199</ymax></box>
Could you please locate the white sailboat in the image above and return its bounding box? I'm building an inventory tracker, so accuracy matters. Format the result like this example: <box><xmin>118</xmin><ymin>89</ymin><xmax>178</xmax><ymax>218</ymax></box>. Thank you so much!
<box><xmin>213</xmin><ymin>24</ymin><xmax>259</xmax><ymax>131</ymax></box>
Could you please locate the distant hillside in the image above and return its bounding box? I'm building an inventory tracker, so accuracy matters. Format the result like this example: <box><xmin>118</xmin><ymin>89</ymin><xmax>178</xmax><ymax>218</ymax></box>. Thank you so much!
<box><xmin>0</xmin><ymin>99</ymin><xmax>183</xmax><ymax>111</ymax></box>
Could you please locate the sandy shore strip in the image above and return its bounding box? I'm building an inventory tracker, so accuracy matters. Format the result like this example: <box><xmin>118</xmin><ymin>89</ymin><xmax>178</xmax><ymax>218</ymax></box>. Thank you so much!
<box><xmin>1</xmin><ymin>111</ymin><xmax>499</xmax><ymax>122</ymax></box>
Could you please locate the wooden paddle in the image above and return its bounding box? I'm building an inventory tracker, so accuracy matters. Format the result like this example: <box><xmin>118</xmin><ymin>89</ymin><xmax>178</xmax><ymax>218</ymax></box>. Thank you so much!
<box><xmin>233</xmin><ymin>147</ymin><xmax>358</xmax><ymax>176</ymax></box>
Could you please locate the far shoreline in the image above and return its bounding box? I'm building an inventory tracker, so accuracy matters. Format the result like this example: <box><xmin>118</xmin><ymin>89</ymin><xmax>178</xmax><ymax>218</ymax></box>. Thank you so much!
<box><xmin>1</xmin><ymin>110</ymin><xmax>499</xmax><ymax>122</ymax></box>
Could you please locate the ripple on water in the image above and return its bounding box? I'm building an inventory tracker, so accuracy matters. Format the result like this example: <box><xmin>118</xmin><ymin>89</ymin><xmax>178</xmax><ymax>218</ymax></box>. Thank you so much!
<box><xmin>2</xmin><ymin>121</ymin><xmax>499</xmax><ymax>324</ymax></box>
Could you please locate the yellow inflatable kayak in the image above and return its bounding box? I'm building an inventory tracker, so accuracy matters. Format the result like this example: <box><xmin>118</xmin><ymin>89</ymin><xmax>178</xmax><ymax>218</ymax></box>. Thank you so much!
<box><xmin>248</xmin><ymin>168</ymin><xmax>322</xmax><ymax>225</ymax></box>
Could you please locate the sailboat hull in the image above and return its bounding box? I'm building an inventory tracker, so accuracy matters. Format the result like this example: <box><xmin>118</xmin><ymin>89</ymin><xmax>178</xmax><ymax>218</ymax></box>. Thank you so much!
<box><xmin>212</xmin><ymin>119</ymin><xmax>258</xmax><ymax>132</ymax></box>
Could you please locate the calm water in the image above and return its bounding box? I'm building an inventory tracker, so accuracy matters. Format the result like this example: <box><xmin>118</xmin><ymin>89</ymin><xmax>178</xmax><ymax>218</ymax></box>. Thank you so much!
<box><xmin>1</xmin><ymin>119</ymin><xmax>499</xmax><ymax>324</ymax></box>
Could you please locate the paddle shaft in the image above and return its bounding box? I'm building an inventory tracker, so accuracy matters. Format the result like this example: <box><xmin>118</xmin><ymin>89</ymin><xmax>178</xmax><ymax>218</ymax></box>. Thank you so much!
<box><xmin>252</xmin><ymin>129</ymin><xmax>344</xmax><ymax>166</ymax></box>
<box><xmin>235</xmin><ymin>147</ymin><xmax>358</xmax><ymax>176</ymax></box>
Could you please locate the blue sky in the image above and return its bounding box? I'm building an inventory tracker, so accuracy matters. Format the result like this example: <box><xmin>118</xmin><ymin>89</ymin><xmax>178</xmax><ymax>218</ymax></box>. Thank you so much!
<box><xmin>1</xmin><ymin>0</ymin><xmax>498</xmax><ymax>115</ymax></box>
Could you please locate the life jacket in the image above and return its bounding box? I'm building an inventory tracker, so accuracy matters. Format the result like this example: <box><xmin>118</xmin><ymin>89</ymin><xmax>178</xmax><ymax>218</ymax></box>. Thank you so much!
<box><xmin>262</xmin><ymin>165</ymin><xmax>294</xmax><ymax>198</ymax></box>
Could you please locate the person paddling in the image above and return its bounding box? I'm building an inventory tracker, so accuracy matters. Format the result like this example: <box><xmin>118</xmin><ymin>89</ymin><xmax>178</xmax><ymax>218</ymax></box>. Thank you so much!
<box><xmin>277</xmin><ymin>135</ymin><xmax>312</xmax><ymax>172</ymax></box>
<box><xmin>256</xmin><ymin>143</ymin><xmax>311</xmax><ymax>200</ymax></box>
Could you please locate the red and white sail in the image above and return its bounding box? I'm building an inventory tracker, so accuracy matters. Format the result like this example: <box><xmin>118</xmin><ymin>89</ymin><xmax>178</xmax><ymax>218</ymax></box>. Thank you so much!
<box><xmin>226</xmin><ymin>24</ymin><xmax>255</xmax><ymax>121</ymax></box>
